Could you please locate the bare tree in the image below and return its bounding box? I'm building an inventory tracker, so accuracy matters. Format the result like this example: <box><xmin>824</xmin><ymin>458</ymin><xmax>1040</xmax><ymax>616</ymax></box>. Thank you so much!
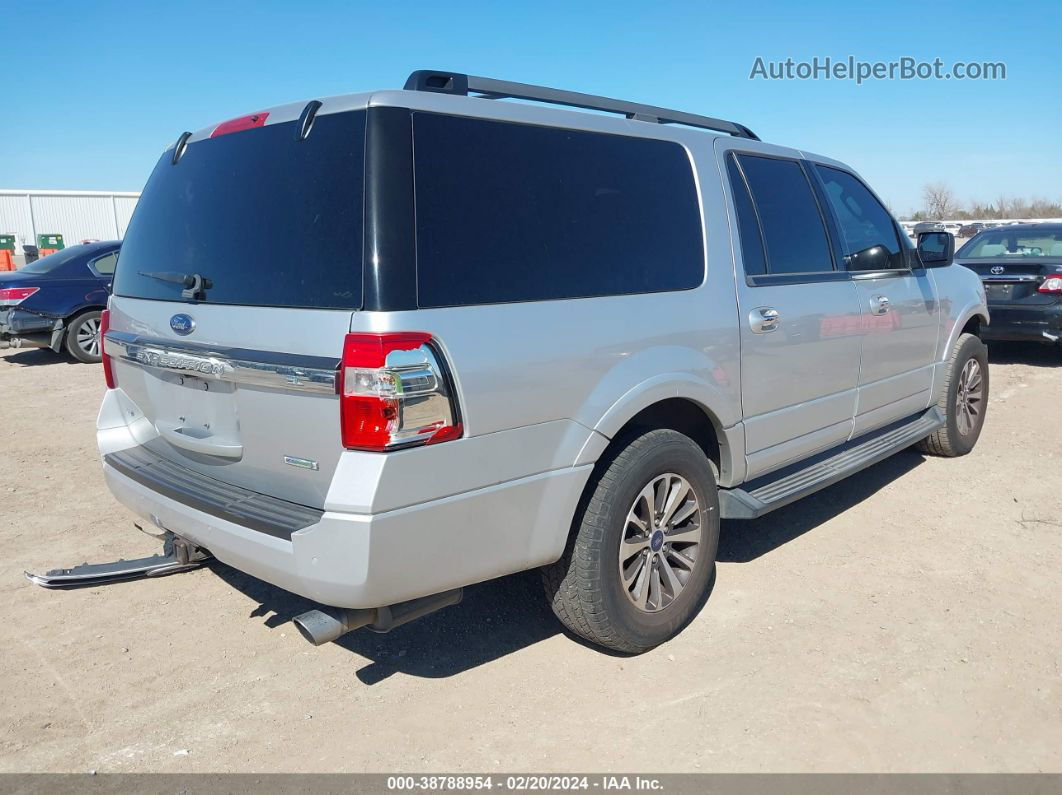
<box><xmin>922</xmin><ymin>182</ymin><xmax>959</xmax><ymax>219</ymax></box>
<box><xmin>901</xmin><ymin>194</ymin><xmax>1062</xmax><ymax>222</ymax></box>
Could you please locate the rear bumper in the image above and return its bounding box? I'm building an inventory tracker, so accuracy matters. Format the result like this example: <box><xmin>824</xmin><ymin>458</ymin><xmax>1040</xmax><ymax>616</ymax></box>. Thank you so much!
<box><xmin>101</xmin><ymin>447</ymin><xmax>592</xmax><ymax>610</ymax></box>
<box><xmin>0</xmin><ymin>308</ymin><xmax>62</xmax><ymax>349</ymax></box>
<box><xmin>982</xmin><ymin>303</ymin><xmax>1062</xmax><ymax>343</ymax></box>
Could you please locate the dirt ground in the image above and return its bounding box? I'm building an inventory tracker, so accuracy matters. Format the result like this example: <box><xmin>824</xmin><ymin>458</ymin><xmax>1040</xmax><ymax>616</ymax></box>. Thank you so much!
<box><xmin>1</xmin><ymin>341</ymin><xmax>1060</xmax><ymax>774</ymax></box>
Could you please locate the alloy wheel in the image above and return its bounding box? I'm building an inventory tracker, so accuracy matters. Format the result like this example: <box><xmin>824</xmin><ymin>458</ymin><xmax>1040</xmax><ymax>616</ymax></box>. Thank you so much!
<box><xmin>955</xmin><ymin>358</ymin><xmax>983</xmax><ymax>436</ymax></box>
<box><xmin>76</xmin><ymin>316</ymin><xmax>101</xmax><ymax>358</ymax></box>
<box><xmin>618</xmin><ymin>473</ymin><xmax>702</xmax><ymax>613</ymax></box>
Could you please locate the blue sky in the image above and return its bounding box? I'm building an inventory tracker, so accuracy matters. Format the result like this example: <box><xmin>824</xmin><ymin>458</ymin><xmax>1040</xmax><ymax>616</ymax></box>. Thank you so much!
<box><xmin>2</xmin><ymin>0</ymin><xmax>1059</xmax><ymax>214</ymax></box>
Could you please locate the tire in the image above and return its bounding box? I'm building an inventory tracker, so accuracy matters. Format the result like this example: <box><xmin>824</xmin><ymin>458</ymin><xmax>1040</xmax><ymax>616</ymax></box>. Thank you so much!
<box><xmin>64</xmin><ymin>310</ymin><xmax>103</xmax><ymax>364</ymax></box>
<box><xmin>542</xmin><ymin>429</ymin><xmax>720</xmax><ymax>653</ymax></box>
<box><xmin>917</xmin><ymin>332</ymin><xmax>989</xmax><ymax>457</ymax></box>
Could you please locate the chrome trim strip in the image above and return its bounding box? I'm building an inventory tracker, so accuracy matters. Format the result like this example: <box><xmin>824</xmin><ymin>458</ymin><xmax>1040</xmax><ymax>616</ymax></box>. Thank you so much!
<box><xmin>105</xmin><ymin>332</ymin><xmax>339</xmax><ymax>395</ymax></box>
<box><xmin>849</xmin><ymin>269</ymin><xmax>914</xmax><ymax>281</ymax></box>
<box><xmin>981</xmin><ymin>275</ymin><xmax>1040</xmax><ymax>282</ymax></box>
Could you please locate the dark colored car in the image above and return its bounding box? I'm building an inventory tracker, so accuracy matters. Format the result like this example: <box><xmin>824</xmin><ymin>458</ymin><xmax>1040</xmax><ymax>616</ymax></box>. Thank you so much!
<box><xmin>913</xmin><ymin>221</ymin><xmax>947</xmax><ymax>234</ymax></box>
<box><xmin>0</xmin><ymin>241</ymin><xmax>119</xmax><ymax>363</ymax></box>
<box><xmin>959</xmin><ymin>222</ymin><xmax>986</xmax><ymax>237</ymax></box>
<box><xmin>956</xmin><ymin>223</ymin><xmax>1062</xmax><ymax>346</ymax></box>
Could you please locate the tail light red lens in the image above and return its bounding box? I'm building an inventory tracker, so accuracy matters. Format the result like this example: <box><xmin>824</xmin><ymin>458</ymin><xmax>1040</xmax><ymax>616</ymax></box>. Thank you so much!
<box><xmin>0</xmin><ymin>286</ymin><xmax>40</xmax><ymax>305</ymax></box>
<box><xmin>1038</xmin><ymin>275</ymin><xmax>1062</xmax><ymax>295</ymax></box>
<box><xmin>211</xmin><ymin>112</ymin><xmax>269</xmax><ymax>138</ymax></box>
<box><xmin>339</xmin><ymin>333</ymin><xmax>462</xmax><ymax>452</ymax></box>
<box><xmin>100</xmin><ymin>309</ymin><xmax>116</xmax><ymax>389</ymax></box>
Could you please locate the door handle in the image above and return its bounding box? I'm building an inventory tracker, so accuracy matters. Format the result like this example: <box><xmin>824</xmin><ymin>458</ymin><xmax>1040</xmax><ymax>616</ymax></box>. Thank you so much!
<box><xmin>749</xmin><ymin>306</ymin><xmax>781</xmax><ymax>334</ymax></box>
<box><xmin>871</xmin><ymin>294</ymin><xmax>891</xmax><ymax>315</ymax></box>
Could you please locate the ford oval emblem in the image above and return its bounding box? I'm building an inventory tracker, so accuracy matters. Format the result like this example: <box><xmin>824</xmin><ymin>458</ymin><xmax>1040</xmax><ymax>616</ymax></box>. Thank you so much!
<box><xmin>170</xmin><ymin>313</ymin><xmax>195</xmax><ymax>336</ymax></box>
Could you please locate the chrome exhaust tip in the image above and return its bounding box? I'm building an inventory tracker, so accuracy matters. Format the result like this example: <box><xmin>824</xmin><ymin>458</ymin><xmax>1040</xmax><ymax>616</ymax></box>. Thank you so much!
<box><xmin>292</xmin><ymin>588</ymin><xmax>463</xmax><ymax>645</ymax></box>
<box><xmin>292</xmin><ymin>607</ymin><xmax>375</xmax><ymax>646</ymax></box>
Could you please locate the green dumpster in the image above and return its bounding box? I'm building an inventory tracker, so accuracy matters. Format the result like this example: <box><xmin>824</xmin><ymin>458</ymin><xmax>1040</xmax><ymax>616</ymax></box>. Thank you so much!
<box><xmin>0</xmin><ymin>235</ymin><xmax>14</xmax><ymax>271</ymax></box>
<box><xmin>37</xmin><ymin>233</ymin><xmax>65</xmax><ymax>256</ymax></box>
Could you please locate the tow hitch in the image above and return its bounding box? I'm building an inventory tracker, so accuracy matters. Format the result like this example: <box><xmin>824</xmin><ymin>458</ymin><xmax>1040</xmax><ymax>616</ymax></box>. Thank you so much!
<box><xmin>24</xmin><ymin>530</ymin><xmax>212</xmax><ymax>589</ymax></box>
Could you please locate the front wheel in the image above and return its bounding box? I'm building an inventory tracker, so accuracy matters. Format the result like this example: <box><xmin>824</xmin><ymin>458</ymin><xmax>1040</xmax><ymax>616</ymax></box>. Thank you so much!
<box><xmin>918</xmin><ymin>332</ymin><xmax>989</xmax><ymax>457</ymax></box>
<box><xmin>65</xmin><ymin>310</ymin><xmax>103</xmax><ymax>364</ymax></box>
<box><xmin>542</xmin><ymin>429</ymin><xmax>720</xmax><ymax>653</ymax></box>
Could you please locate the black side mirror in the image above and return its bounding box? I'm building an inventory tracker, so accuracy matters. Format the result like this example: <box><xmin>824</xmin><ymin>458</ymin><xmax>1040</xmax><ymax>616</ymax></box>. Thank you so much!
<box><xmin>917</xmin><ymin>231</ymin><xmax>954</xmax><ymax>267</ymax></box>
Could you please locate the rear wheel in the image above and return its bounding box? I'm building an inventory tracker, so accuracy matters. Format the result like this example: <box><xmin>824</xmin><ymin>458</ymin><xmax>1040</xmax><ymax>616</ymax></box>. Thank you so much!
<box><xmin>918</xmin><ymin>332</ymin><xmax>989</xmax><ymax>457</ymax></box>
<box><xmin>542</xmin><ymin>429</ymin><xmax>720</xmax><ymax>653</ymax></box>
<box><xmin>65</xmin><ymin>310</ymin><xmax>103</xmax><ymax>364</ymax></box>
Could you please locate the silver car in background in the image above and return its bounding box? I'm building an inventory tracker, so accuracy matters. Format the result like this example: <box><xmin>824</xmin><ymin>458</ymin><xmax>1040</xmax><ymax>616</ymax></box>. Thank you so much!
<box><xmin>95</xmin><ymin>71</ymin><xmax>989</xmax><ymax>653</ymax></box>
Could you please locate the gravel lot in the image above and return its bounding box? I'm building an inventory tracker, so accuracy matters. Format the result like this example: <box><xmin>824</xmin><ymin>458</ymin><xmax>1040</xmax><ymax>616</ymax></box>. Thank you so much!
<box><xmin>1</xmin><ymin>342</ymin><xmax>1060</xmax><ymax>773</ymax></box>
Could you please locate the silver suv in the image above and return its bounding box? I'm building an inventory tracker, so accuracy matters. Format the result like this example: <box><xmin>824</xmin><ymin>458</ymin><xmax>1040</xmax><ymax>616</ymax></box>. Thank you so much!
<box><xmin>96</xmin><ymin>71</ymin><xmax>989</xmax><ymax>653</ymax></box>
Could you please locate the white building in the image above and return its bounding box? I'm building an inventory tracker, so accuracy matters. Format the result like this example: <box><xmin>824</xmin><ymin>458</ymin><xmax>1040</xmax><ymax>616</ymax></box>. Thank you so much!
<box><xmin>0</xmin><ymin>189</ymin><xmax>140</xmax><ymax>255</ymax></box>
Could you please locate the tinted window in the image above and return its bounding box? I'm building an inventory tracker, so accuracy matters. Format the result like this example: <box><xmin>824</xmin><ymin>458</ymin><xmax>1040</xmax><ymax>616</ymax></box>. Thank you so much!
<box><xmin>736</xmin><ymin>154</ymin><xmax>833</xmax><ymax>275</ymax></box>
<box><xmin>816</xmin><ymin>166</ymin><xmax>903</xmax><ymax>270</ymax></box>
<box><xmin>90</xmin><ymin>251</ymin><xmax>118</xmax><ymax>275</ymax></box>
<box><xmin>413</xmin><ymin>113</ymin><xmax>703</xmax><ymax>307</ymax></box>
<box><xmin>114</xmin><ymin>111</ymin><xmax>365</xmax><ymax>309</ymax></box>
<box><xmin>725</xmin><ymin>155</ymin><xmax>766</xmax><ymax>276</ymax></box>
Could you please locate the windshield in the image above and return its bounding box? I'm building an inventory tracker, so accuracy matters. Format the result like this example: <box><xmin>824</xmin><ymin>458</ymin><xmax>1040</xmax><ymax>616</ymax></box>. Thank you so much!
<box><xmin>19</xmin><ymin>244</ymin><xmax>93</xmax><ymax>274</ymax></box>
<box><xmin>113</xmin><ymin>110</ymin><xmax>366</xmax><ymax>309</ymax></box>
<box><xmin>957</xmin><ymin>228</ymin><xmax>1062</xmax><ymax>259</ymax></box>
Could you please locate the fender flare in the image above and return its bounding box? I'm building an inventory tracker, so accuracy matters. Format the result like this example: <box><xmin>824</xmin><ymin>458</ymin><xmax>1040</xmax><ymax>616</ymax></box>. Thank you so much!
<box><xmin>581</xmin><ymin>373</ymin><xmax>745</xmax><ymax>485</ymax></box>
<box><xmin>943</xmin><ymin>304</ymin><xmax>990</xmax><ymax>361</ymax></box>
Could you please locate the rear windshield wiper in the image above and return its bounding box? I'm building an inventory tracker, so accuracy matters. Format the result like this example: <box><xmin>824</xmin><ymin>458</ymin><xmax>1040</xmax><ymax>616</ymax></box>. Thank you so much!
<box><xmin>138</xmin><ymin>271</ymin><xmax>213</xmax><ymax>300</ymax></box>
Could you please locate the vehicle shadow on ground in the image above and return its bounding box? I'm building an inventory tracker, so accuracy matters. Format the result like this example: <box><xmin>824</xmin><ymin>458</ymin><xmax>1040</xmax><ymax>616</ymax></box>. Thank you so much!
<box><xmin>987</xmin><ymin>341</ymin><xmax>1060</xmax><ymax>368</ymax></box>
<box><xmin>212</xmin><ymin>564</ymin><xmax>562</xmax><ymax>684</ymax></box>
<box><xmin>717</xmin><ymin>450</ymin><xmax>924</xmax><ymax>563</ymax></box>
<box><xmin>212</xmin><ymin>451</ymin><xmax>925</xmax><ymax>683</ymax></box>
<box><xmin>0</xmin><ymin>348</ymin><xmax>76</xmax><ymax>367</ymax></box>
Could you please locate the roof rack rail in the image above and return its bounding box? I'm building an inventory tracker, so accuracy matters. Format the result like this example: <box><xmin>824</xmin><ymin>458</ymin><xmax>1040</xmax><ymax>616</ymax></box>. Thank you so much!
<box><xmin>404</xmin><ymin>70</ymin><xmax>759</xmax><ymax>141</ymax></box>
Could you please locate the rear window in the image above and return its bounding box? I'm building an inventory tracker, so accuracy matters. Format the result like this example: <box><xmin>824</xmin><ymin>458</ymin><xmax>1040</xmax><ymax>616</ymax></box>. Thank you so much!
<box><xmin>19</xmin><ymin>244</ymin><xmax>94</xmax><ymax>274</ymax></box>
<box><xmin>114</xmin><ymin>110</ymin><xmax>365</xmax><ymax>309</ymax></box>
<box><xmin>957</xmin><ymin>228</ymin><xmax>1062</xmax><ymax>259</ymax></box>
<box><xmin>412</xmin><ymin>113</ymin><xmax>704</xmax><ymax>307</ymax></box>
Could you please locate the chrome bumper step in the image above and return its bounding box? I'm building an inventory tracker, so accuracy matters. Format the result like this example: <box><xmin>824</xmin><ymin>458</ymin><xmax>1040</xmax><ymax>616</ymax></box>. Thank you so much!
<box><xmin>25</xmin><ymin>532</ymin><xmax>212</xmax><ymax>589</ymax></box>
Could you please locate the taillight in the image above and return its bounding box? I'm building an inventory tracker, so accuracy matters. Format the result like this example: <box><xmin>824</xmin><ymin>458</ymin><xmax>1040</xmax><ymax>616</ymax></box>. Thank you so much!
<box><xmin>100</xmin><ymin>309</ymin><xmax>116</xmax><ymax>389</ymax></box>
<box><xmin>339</xmin><ymin>333</ymin><xmax>462</xmax><ymax>452</ymax></box>
<box><xmin>1038</xmin><ymin>275</ymin><xmax>1062</xmax><ymax>295</ymax></box>
<box><xmin>0</xmin><ymin>286</ymin><xmax>39</xmax><ymax>306</ymax></box>
<box><xmin>211</xmin><ymin>112</ymin><xmax>269</xmax><ymax>138</ymax></box>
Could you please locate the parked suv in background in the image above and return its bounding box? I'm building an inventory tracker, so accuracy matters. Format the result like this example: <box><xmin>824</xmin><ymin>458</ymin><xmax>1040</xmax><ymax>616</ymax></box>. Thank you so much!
<box><xmin>95</xmin><ymin>71</ymin><xmax>989</xmax><ymax>653</ymax></box>
<box><xmin>913</xmin><ymin>221</ymin><xmax>947</xmax><ymax>235</ymax></box>
<box><xmin>0</xmin><ymin>241</ymin><xmax>119</xmax><ymax>363</ymax></box>
<box><xmin>956</xmin><ymin>223</ymin><xmax>1062</xmax><ymax>347</ymax></box>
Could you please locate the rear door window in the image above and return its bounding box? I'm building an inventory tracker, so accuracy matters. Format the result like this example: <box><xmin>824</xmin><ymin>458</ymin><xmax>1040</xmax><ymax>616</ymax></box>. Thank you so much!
<box><xmin>815</xmin><ymin>165</ymin><xmax>905</xmax><ymax>271</ymax></box>
<box><xmin>412</xmin><ymin>113</ymin><xmax>704</xmax><ymax>307</ymax></box>
<box><xmin>725</xmin><ymin>155</ymin><xmax>767</xmax><ymax>276</ymax></box>
<box><xmin>735</xmin><ymin>154</ymin><xmax>834</xmax><ymax>275</ymax></box>
<box><xmin>113</xmin><ymin>111</ymin><xmax>366</xmax><ymax>309</ymax></box>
